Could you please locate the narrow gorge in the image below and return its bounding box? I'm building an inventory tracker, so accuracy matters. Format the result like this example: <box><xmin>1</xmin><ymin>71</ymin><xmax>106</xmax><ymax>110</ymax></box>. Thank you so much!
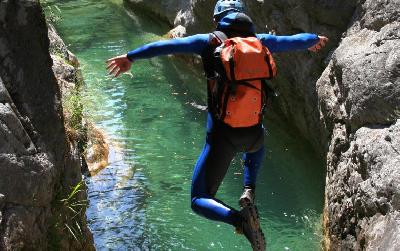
<box><xmin>125</xmin><ymin>0</ymin><xmax>400</xmax><ymax>249</ymax></box>
<box><xmin>0</xmin><ymin>0</ymin><xmax>399</xmax><ymax>250</ymax></box>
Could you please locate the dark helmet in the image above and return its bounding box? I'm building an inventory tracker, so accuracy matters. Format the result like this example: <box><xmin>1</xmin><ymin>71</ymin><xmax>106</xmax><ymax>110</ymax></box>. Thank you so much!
<box><xmin>217</xmin><ymin>12</ymin><xmax>256</xmax><ymax>37</ymax></box>
<box><xmin>213</xmin><ymin>0</ymin><xmax>245</xmax><ymax>20</ymax></box>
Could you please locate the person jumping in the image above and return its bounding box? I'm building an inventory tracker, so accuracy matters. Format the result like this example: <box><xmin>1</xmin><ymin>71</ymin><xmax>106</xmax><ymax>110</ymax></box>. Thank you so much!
<box><xmin>106</xmin><ymin>0</ymin><xmax>327</xmax><ymax>250</ymax></box>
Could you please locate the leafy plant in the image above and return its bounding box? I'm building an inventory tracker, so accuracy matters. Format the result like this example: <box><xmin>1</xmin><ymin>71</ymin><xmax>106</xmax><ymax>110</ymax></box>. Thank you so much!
<box><xmin>60</xmin><ymin>181</ymin><xmax>88</xmax><ymax>241</ymax></box>
<box><xmin>48</xmin><ymin>181</ymin><xmax>89</xmax><ymax>249</ymax></box>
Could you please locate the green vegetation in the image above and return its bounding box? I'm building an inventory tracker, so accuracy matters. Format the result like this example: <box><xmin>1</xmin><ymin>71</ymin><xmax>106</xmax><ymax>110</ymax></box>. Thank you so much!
<box><xmin>63</xmin><ymin>90</ymin><xmax>85</xmax><ymax>136</ymax></box>
<box><xmin>48</xmin><ymin>181</ymin><xmax>89</xmax><ymax>249</ymax></box>
<box><xmin>62</xmin><ymin>81</ymin><xmax>89</xmax><ymax>166</ymax></box>
<box><xmin>40</xmin><ymin>0</ymin><xmax>62</xmax><ymax>24</ymax></box>
<box><xmin>41</xmin><ymin>4</ymin><xmax>90</xmax><ymax>247</ymax></box>
<box><xmin>60</xmin><ymin>181</ymin><xmax>88</xmax><ymax>241</ymax></box>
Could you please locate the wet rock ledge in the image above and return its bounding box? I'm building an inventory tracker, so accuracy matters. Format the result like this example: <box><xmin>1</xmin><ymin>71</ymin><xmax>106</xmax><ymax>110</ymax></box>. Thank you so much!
<box><xmin>0</xmin><ymin>1</ymin><xmax>94</xmax><ymax>250</ymax></box>
<box><xmin>124</xmin><ymin>0</ymin><xmax>400</xmax><ymax>249</ymax></box>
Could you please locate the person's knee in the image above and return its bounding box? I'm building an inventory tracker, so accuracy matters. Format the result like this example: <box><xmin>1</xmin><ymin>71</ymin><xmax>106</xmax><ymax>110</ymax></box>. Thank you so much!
<box><xmin>190</xmin><ymin>197</ymin><xmax>201</xmax><ymax>215</ymax></box>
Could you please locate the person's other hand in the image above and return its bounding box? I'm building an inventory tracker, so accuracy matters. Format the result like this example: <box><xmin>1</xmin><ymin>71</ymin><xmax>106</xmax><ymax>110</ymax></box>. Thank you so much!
<box><xmin>308</xmin><ymin>36</ymin><xmax>329</xmax><ymax>52</ymax></box>
<box><xmin>106</xmin><ymin>54</ymin><xmax>132</xmax><ymax>78</ymax></box>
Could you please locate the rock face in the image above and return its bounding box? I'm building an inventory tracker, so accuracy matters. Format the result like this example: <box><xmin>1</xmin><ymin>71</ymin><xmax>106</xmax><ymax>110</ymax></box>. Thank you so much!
<box><xmin>123</xmin><ymin>0</ymin><xmax>400</xmax><ymax>249</ymax></box>
<box><xmin>323</xmin><ymin>121</ymin><xmax>400</xmax><ymax>250</ymax></box>
<box><xmin>0</xmin><ymin>1</ymin><xmax>94</xmax><ymax>250</ymax></box>
<box><xmin>124</xmin><ymin>0</ymin><xmax>190</xmax><ymax>26</ymax></box>
<box><xmin>48</xmin><ymin>23</ymin><xmax>82</xmax><ymax>98</ymax></box>
<box><xmin>318</xmin><ymin>0</ymin><xmax>400</xmax><ymax>249</ymax></box>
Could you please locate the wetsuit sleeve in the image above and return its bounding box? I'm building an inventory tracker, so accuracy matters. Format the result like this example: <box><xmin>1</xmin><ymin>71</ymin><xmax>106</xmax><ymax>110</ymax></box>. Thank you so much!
<box><xmin>127</xmin><ymin>34</ymin><xmax>209</xmax><ymax>61</ymax></box>
<box><xmin>257</xmin><ymin>33</ymin><xmax>319</xmax><ymax>53</ymax></box>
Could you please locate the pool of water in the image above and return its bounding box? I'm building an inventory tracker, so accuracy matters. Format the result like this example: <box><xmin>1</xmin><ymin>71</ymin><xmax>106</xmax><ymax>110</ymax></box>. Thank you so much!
<box><xmin>46</xmin><ymin>0</ymin><xmax>325</xmax><ymax>249</ymax></box>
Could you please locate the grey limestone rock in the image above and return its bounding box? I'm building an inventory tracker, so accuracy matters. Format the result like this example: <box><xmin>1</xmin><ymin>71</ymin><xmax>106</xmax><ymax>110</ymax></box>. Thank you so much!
<box><xmin>359</xmin><ymin>212</ymin><xmax>400</xmax><ymax>251</ymax></box>
<box><xmin>124</xmin><ymin>0</ymin><xmax>191</xmax><ymax>26</ymax></box>
<box><xmin>51</xmin><ymin>54</ymin><xmax>78</xmax><ymax>96</ymax></box>
<box><xmin>319</xmin><ymin>1</ymin><xmax>400</xmax><ymax>248</ymax></box>
<box><xmin>124</xmin><ymin>0</ymin><xmax>215</xmax><ymax>32</ymax></box>
<box><xmin>0</xmin><ymin>77</ymin><xmax>11</xmax><ymax>104</ymax></box>
<box><xmin>48</xmin><ymin>23</ymin><xmax>83</xmax><ymax>99</ymax></box>
<box><xmin>0</xmin><ymin>103</ymin><xmax>36</xmax><ymax>155</ymax></box>
<box><xmin>1</xmin><ymin>205</ymin><xmax>49</xmax><ymax>251</ymax></box>
<box><xmin>0</xmin><ymin>193</ymin><xmax>4</xmax><ymax>225</ymax></box>
<box><xmin>324</xmin><ymin>120</ymin><xmax>400</xmax><ymax>249</ymax></box>
<box><xmin>48</xmin><ymin>23</ymin><xmax>70</xmax><ymax>60</ymax></box>
<box><xmin>0</xmin><ymin>194</ymin><xmax>5</xmax><ymax>208</ymax></box>
<box><xmin>167</xmin><ymin>24</ymin><xmax>187</xmax><ymax>39</ymax></box>
<box><xmin>317</xmin><ymin>21</ymin><xmax>400</xmax><ymax>133</ymax></box>
<box><xmin>0</xmin><ymin>193</ymin><xmax>5</xmax><ymax>225</ymax></box>
<box><xmin>48</xmin><ymin>23</ymin><xmax>80</xmax><ymax>68</ymax></box>
<box><xmin>0</xmin><ymin>0</ymin><xmax>94</xmax><ymax>250</ymax></box>
<box><xmin>0</xmin><ymin>153</ymin><xmax>55</xmax><ymax>207</ymax></box>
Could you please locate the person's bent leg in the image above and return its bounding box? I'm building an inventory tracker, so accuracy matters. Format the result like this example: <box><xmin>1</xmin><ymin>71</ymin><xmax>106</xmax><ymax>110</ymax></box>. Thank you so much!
<box><xmin>240</xmin><ymin>146</ymin><xmax>267</xmax><ymax>250</ymax></box>
<box><xmin>191</xmin><ymin>131</ymin><xmax>240</xmax><ymax>226</ymax></box>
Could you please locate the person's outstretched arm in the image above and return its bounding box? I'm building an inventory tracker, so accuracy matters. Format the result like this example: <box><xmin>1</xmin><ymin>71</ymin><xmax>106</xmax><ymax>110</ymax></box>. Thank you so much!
<box><xmin>107</xmin><ymin>34</ymin><xmax>209</xmax><ymax>77</ymax></box>
<box><xmin>257</xmin><ymin>33</ymin><xmax>328</xmax><ymax>53</ymax></box>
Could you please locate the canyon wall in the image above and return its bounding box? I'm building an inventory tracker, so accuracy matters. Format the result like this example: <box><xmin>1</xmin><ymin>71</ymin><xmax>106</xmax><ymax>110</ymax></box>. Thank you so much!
<box><xmin>0</xmin><ymin>0</ymin><xmax>94</xmax><ymax>250</ymax></box>
<box><xmin>318</xmin><ymin>0</ymin><xmax>400</xmax><ymax>249</ymax></box>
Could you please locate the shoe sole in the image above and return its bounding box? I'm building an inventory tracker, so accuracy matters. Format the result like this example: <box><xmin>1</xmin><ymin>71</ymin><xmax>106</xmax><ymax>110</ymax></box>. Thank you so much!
<box><xmin>239</xmin><ymin>200</ymin><xmax>266</xmax><ymax>250</ymax></box>
<box><xmin>240</xmin><ymin>199</ymin><xmax>260</xmax><ymax>230</ymax></box>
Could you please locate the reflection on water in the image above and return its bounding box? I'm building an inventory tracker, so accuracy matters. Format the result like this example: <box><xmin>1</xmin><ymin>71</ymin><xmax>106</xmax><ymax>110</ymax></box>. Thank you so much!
<box><xmin>48</xmin><ymin>0</ymin><xmax>325</xmax><ymax>249</ymax></box>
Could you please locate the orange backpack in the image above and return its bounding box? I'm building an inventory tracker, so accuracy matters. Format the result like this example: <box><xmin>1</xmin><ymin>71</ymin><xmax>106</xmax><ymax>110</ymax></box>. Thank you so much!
<box><xmin>207</xmin><ymin>31</ymin><xmax>277</xmax><ymax>128</ymax></box>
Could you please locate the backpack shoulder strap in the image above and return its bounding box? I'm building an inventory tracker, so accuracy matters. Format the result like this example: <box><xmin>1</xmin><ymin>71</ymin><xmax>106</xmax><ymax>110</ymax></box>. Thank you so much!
<box><xmin>210</xmin><ymin>31</ymin><xmax>228</xmax><ymax>45</ymax></box>
<box><xmin>202</xmin><ymin>31</ymin><xmax>228</xmax><ymax>79</ymax></box>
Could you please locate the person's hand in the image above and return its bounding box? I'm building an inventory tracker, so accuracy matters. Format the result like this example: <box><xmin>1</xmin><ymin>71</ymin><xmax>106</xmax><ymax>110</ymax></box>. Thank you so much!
<box><xmin>106</xmin><ymin>54</ymin><xmax>132</xmax><ymax>78</ymax></box>
<box><xmin>308</xmin><ymin>36</ymin><xmax>329</xmax><ymax>52</ymax></box>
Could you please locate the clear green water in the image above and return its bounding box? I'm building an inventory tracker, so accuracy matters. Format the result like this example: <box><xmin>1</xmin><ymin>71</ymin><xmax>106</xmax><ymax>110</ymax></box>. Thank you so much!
<box><xmin>46</xmin><ymin>0</ymin><xmax>325</xmax><ymax>250</ymax></box>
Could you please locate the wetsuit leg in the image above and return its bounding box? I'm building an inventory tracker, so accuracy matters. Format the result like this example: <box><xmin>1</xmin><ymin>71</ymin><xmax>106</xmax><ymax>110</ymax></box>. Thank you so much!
<box><xmin>242</xmin><ymin>146</ymin><xmax>265</xmax><ymax>189</ymax></box>
<box><xmin>191</xmin><ymin>131</ymin><xmax>240</xmax><ymax>226</ymax></box>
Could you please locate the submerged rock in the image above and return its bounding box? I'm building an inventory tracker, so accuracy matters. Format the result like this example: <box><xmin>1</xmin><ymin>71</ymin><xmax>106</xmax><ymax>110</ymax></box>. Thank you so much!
<box><xmin>85</xmin><ymin>123</ymin><xmax>110</xmax><ymax>176</ymax></box>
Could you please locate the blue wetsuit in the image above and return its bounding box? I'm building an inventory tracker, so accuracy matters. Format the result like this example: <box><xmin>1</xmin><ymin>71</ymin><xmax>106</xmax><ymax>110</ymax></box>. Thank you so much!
<box><xmin>127</xmin><ymin>14</ymin><xmax>319</xmax><ymax>227</ymax></box>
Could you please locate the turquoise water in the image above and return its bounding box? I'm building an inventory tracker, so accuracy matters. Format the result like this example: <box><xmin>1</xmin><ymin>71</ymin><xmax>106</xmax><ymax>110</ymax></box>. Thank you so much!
<box><xmin>46</xmin><ymin>0</ymin><xmax>325</xmax><ymax>250</ymax></box>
